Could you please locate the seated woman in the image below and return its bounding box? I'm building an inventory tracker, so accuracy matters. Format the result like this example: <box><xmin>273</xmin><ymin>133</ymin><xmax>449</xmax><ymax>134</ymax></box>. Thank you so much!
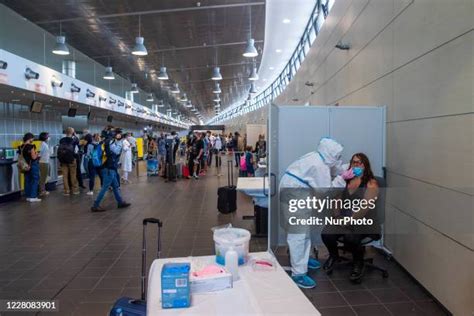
<box><xmin>321</xmin><ymin>153</ymin><xmax>379</xmax><ymax>281</ymax></box>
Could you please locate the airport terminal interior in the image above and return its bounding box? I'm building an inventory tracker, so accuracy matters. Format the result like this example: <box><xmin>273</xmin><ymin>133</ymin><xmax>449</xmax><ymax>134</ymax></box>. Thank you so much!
<box><xmin>0</xmin><ymin>0</ymin><xmax>472</xmax><ymax>315</ymax></box>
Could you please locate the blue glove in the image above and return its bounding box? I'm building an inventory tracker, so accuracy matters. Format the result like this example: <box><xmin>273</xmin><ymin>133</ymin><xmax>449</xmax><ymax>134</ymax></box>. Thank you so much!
<box><xmin>353</xmin><ymin>167</ymin><xmax>364</xmax><ymax>177</ymax></box>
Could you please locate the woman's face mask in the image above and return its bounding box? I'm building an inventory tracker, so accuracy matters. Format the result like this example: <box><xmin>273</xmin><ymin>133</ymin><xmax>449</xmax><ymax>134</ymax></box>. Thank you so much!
<box><xmin>353</xmin><ymin>167</ymin><xmax>364</xmax><ymax>177</ymax></box>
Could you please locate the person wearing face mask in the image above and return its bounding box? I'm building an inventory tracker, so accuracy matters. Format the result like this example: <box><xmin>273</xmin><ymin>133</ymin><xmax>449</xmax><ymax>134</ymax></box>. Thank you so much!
<box><xmin>321</xmin><ymin>153</ymin><xmax>379</xmax><ymax>281</ymax></box>
<box><xmin>91</xmin><ymin>128</ymin><xmax>131</xmax><ymax>212</ymax></box>
<box><xmin>280</xmin><ymin>138</ymin><xmax>347</xmax><ymax>289</ymax></box>
<box><xmin>38</xmin><ymin>132</ymin><xmax>51</xmax><ymax>197</ymax></box>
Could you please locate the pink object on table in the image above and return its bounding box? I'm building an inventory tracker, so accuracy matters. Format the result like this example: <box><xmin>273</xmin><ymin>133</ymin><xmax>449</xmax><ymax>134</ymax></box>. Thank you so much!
<box><xmin>192</xmin><ymin>265</ymin><xmax>226</xmax><ymax>277</ymax></box>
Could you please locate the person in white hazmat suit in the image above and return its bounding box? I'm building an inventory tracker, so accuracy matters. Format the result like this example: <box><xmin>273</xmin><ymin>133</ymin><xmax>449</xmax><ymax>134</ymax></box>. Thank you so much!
<box><xmin>279</xmin><ymin>138</ymin><xmax>346</xmax><ymax>289</ymax></box>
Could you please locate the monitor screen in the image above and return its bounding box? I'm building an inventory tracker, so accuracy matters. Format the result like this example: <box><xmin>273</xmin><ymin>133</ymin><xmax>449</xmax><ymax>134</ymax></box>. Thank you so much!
<box><xmin>30</xmin><ymin>101</ymin><xmax>43</xmax><ymax>113</ymax></box>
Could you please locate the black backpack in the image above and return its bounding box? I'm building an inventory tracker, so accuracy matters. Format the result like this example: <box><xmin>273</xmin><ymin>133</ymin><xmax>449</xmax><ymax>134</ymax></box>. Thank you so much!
<box><xmin>57</xmin><ymin>140</ymin><xmax>75</xmax><ymax>164</ymax></box>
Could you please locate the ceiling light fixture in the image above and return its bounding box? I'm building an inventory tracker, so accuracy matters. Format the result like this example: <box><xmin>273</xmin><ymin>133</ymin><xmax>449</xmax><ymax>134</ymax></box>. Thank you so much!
<box><xmin>249</xmin><ymin>64</ymin><xmax>259</xmax><ymax>81</ymax></box>
<box><xmin>212</xmin><ymin>83</ymin><xmax>222</xmax><ymax>94</ymax></box>
<box><xmin>180</xmin><ymin>93</ymin><xmax>188</xmax><ymax>102</ymax></box>
<box><xmin>158</xmin><ymin>100</ymin><xmax>165</xmax><ymax>107</ymax></box>
<box><xmin>132</xmin><ymin>15</ymin><xmax>148</xmax><ymax>56</ymax></box>
<box><xmin>275</xmin><ymin>49</ymin><xmax>282</xmax><ymax>53</ymax></box>
<box><xmin>171</xmin><ymin>83</ymin><xmax>180</xmax><ymax>94</ymax></box>
<box><xmin>109</xmin><ymin>97</ymin><xmax>117</xmax><ymax>104</ymax></box>
<box><xmin>52</xmin><ymin>22</ymin><xmax>70</xmax><ymax>55</ymax></box>
<box><xmin>185</xmin><ymin>100</ymin><xmax>193</xmax><ymax>108</ymax></box>
<box><xmin>249</xmin><ymin>83</ymin><xmax>257</xmax><ymax>94</ymax></box>
<box><xmin>103</xmin><ymin>66</ymin><xmax>115</xmax><ymax>80</ymax></box>
<box><xmin>157</xmin><ymin>67</ymin><xmax>168</xmax><ymax>80</ymax></box>
<box><xmin>146</xmin><ymin>93</ymin><xmax>154</xmax><ymax>102</ymax></box>
<box><xmin>283</xmin><ymin>18</ymin><xmax>291</xmax><ymax>24</ymax></box>
<box><xmin>213</xmin><ymin>94</ymin><xmax>221</xmax><ymax>102</ymax></box>
<box><xmin>243</xmin><ymin>6</ymin><xmax>258</xmax><ymax>58</ymax></box>
<box><xmin>211</xmin><ymin>67</ymin><xmax>222</xmax><ymax>81</ymax></box>
<box><xmin>0</xmin><ymin>60</ymin><xmax>7</xmax><ymax>70</ymax></box>
<box><xmin>86</xmin><ymin>89</ymin><xmax>95</xmax><ymax>98</ymax></box>
<box><xmin>130</xmin><ymin>83</ymin><xmax>139</xmax><ymax>94</ymax></box>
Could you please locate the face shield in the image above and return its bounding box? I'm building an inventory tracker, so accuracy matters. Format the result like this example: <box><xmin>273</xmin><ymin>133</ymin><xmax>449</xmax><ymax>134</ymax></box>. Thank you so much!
<box><xmin>317</xmin><ymin>138</ymin><xmax>343</xmax><ymax>167</ymax></box>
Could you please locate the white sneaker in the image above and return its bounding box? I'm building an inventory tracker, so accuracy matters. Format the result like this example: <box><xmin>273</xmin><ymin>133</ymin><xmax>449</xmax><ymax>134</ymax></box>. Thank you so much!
<box><xmin>27</xmin><ymin>198</ymin><xmax>42</xmax><ymax>202</ymax></box>
<box><xmin>86</xmin><ymin>191</ymin><xmax>94</xmax><ymax>196</ymax></box>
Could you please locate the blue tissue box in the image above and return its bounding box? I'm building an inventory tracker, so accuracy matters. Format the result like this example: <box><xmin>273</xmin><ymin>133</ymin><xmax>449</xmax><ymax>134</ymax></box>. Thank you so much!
<box><xmin>161</xmin><ymin>262</ymin><xmax>191</xmax><ymax>309</ymax></box>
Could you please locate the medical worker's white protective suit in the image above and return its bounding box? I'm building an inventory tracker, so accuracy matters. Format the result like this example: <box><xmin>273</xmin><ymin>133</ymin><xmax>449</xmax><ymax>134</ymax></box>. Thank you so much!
<box><xmin>280</xmin><ymin>138</ymin><xmax>346</xmax><ymax>276</ymax></box>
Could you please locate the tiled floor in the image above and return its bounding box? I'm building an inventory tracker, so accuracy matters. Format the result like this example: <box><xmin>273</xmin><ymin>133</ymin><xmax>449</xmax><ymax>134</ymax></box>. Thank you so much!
<box><xmin>0</xmin><ymin>159</ymin><xmax>448</xmax><ymax>315</ymax></box>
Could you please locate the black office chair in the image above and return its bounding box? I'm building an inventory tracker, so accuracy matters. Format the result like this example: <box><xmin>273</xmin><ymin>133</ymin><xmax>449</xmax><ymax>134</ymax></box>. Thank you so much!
<box><xmin>331</xmin><ymin>176</ymin><xmax>389</xmax><ymax>283</ymax></box>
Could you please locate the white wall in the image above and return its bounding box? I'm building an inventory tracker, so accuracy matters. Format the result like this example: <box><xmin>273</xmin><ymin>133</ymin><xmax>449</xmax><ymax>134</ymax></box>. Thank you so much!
<box><xmin>272</xmin><ymin>0</ymin><xmax>473</xmax><ymax>314</ymax></box>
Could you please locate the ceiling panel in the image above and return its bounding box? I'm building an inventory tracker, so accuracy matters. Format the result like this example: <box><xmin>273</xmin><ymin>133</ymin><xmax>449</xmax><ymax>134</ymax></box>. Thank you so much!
<box><xmin>1</xmin><ymin>0</ymin><xmax>265</xmax><ymax>120</ymax></box>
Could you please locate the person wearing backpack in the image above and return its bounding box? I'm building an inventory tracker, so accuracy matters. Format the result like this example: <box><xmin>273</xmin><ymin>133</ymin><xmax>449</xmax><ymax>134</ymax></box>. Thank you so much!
<box><xmin>58</xmin><ymin>127</ymin><xmax>80</xmax><ymax>196</ymax></box>
<box><xmin>84</xmin><ymin>133</ymin><xmax>100</xmax><ymax>195</ymax></box>
<box><xmin>91</xmin><ymin>128</ymin><xmax>131</xmax><ymax>212</ymax></box>
<box><xmin>19</xmin><ymin>133</ymin><xmax>41</xmax><ymax>202</ymax></box>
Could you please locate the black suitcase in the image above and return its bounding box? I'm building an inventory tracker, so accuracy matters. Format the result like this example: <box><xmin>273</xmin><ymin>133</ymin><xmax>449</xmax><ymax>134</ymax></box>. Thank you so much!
<box><xmin>217</xmin><ymin>161</ymin><xmax>237</xmax><ymax>214</ymax></box>
<box><xmin>109</xmin><ymin>218</ymin><xmax>162</xmax><ymax>316</ymax></box>
<box><xmin>166</xmin><ymin>163</ymin><xmax>177</xmax><ymax>182</ymax></box>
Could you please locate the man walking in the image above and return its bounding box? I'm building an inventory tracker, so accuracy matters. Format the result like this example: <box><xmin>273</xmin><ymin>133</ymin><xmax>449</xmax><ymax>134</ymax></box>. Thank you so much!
<box><xmin>91</xmin><ymin>128</ymin><xmax>131</xmax><ymax>212</ymax></box>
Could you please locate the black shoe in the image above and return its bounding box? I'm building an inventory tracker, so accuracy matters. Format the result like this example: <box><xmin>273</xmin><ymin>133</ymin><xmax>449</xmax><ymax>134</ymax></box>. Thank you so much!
<box><xmin>117</xmin><ymin>202</ymin><xmax>131</xmax><ymax>209</ymax></box>
<box><xmin>349</xmin><ymin>261</ymin><xmax>365</xmax><ymax>281</ymax></box>
<box><xmin>323</xmin><ymin>256</ymin><xmax>338</xmax><ymax>274</ymax></box>
<box><xmin>91</xmin><ymin>206</ymin><xmax>106</xmax><ymax>212</ymax></box>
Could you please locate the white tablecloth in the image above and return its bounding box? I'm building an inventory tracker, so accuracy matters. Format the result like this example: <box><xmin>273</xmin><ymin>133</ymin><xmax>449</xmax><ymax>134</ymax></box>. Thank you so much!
<box><xmin>147</xmin><ymin>252</ymin><xmax>320</xmax><ymax>316</ymax></box>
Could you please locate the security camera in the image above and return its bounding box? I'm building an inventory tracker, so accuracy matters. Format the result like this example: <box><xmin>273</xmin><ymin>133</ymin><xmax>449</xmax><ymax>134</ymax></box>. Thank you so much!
<box><xmin>0</xmin><ymin>60</ymin><xmax>7</xmax><ymax>70</ymax></box>
<box><xmin>71</xmin><ymin>83</ymin><xmax>81</xmax><ymax>93</ymax></box>
<box><xmin>117</xmin><ymin>100</ymin><xmax>124</xmax><ymax>107</ymax></box>
<box><xmin>86</xmin><ymin>89</ymin><xmax>95</xmax><ymax>98</ymax></box>
<box><xmin>335</xmin><ymin>41</ymin><xmax>351</xmax><ymax>50</ymax></box>
<box><xmin>109</xmin><ymin>97</ymin><xmax>117</xmax><ymax>105</ymax></box>
<box><xmin>51</xmin><ymin>76</ymin><xmax>63</xmax><ymax>88</ymax></box>
<box><xmin>99</xmin><ymin>96</ymin><xmax>107</xmax><ymax>102</ymax></box>
<box><xmin>25</xmin><ymin>67</ymin><xmax>40</xmax><ymax>80</ymax></box>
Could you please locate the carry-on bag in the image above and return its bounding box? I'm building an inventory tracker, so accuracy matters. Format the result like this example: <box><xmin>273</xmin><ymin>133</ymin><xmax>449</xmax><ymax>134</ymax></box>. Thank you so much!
<box><xmin>182</xmin><ymin>165</ymin><xmax>190</xmax><ymax>178</ymax></box>
<box><xmin>176</xmin><ymin>162</ymin><xmax>183</xmax><ymax>178</ymax></box>
<box><xmin>146</xmin><ymin>159</ymin><xmax>159</xmax><ymax>176</ymax></box>
<box><xmin>166</xmin><ymin>163</ymin><xmax>177</xmax><ymax>182</ymax></box>
<box><xmin>217</xmin><ymin>160</ymin><xmax>237</xmax><ymax>213</ymax></box>
<box><xmin>109</xmin><ymin>218</ymin><xmax>162</xmax><ymax>316</ymax></box>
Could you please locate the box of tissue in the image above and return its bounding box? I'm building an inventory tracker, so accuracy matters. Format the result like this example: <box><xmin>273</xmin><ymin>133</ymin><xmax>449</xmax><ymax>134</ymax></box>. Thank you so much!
<box><xmin>161</xmin><ymin>262</ymin><xmax>191</xmax><ymax>309</ymax></box>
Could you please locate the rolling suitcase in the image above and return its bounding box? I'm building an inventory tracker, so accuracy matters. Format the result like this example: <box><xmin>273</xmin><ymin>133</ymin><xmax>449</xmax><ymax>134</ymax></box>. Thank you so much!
<box><xmin>217</xmin><ymin>160</ymin><xmax>237</xmax><ymax>214</ymax></box>
<box><xmin>176</xmin><ymin>162</ymin><xmax>183</xmax><ymax>178</ymax></box>
<box><xmin>166</xmin><ymin>163</ymin><xmax>177</xmax><ymax>182</ymax></box>
<box><xmin>109</xmin><ymin>218</ymin><xmax>162</xmax><ymax>316</ymax></box>
<box><xmin>182</xmin><ymin>165</ymin><xmax>190</xmax><ymax>178</ymax></box>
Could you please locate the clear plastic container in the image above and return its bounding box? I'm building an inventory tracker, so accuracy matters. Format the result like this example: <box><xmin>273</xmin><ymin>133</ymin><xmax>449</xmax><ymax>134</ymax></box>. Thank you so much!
<box><xmin>213</xmin><ymin>227</ymin><xmax>251</xmax><ymax>266</ymax></box>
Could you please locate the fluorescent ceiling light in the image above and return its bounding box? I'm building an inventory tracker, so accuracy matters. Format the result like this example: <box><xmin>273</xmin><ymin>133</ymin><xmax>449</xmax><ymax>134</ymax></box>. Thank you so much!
<box><xmin>52</xmin><ymin>36</ymin><xmax>70</xmax><ymax>55</ymax></box>
<box><xmin>132</xmin><ymin>36</ymin><xmax>148</xmax><ymax>56</ymax></box>
<box><xmin>249</xmin><ymin>67</ymin><xmax>259</xmax><ymax>81</ymax></box>
<box><xmin>103</xmin><ymin>66</ymin><xmax>115</xmax><ymax>80</ymax></box>
<box><xmin>180</xmin><ymin>93</ymin><xmax>188</xmax><ymax>102</ymax></box>
<box><xmin>157</xmin><ymin>67</ymin><xmax>169</xmax><ymax>80</ymax></box>
<box><xmin>130</xmin><ymin>83</ymin><xmax>139</xmax><ymax>94</ymax></box>
<box><xmin>275</xmin><ymin>49</ymin><xmax>282</xmax><ymax>53</ymax></box>
<box><xmin>212</xmin><ymin>83</ymin><xmax>221</xmax><ymax>94</ymax></box>
<box><xmin>171</xmin><ymin>83</ymin><xmax>180</xmax><ymax>94</ymax></box>
<box><xmin>243</xmin><ymin>38</ymin><xmax>258</xmax><ymax>58</ymax></box>
<box><xmin>283</xmin><ymin>18</ymin><xmax>291</xmax><ymax>24</ymax></box>
<box><xmin>211</xmin><ymin>67</ymin><xmax>222</xmax><ymax>81</ymax></box>
<box><xmin>146</xmin><ymin>93</ymin><xmax>154</xmax><ymax>102</ymax></box>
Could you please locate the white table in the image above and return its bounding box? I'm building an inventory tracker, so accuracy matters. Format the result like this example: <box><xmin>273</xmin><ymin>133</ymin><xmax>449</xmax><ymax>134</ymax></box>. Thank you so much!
<box><xmin>147</xmin><ymin>252</ymin><xmax>320</xmax><ymax>316</ymax></box>
<box><xmin>236</xmin><ymin>177</ymin><xmax>268</xmax><ymax>196</ymax></box>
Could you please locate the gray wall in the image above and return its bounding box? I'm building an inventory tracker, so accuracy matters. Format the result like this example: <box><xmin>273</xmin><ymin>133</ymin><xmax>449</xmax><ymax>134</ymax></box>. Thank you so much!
<box><xmin>272</xmin><ymin>0</ymin><xmax>473</xmax><ymax>314</ymax></box>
